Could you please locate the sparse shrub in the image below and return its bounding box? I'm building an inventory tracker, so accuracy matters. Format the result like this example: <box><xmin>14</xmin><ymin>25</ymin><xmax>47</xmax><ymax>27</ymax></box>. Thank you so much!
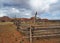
<box><xmin>1</xmin><ymin>20</ymin><xmax>5</xmax><ymax>22</ymax></box>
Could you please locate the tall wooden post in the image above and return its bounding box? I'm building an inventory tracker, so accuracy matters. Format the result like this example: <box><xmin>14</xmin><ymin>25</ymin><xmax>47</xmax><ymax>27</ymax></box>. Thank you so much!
<box><xmin>29</xmin><ymin>12</ymin><xmax>37</xmax><ymax>43</ymax></box>
<box><xmin>13</xmin><ymin>15</ymin><xmax>21</xmax><ymax>31</ymax></box>
<box><xmin>30</xmin><ymin>25</ymin><xmax>32</xmax><ymax>43</ymax></box>
<box><xmin>34</xmin><ymin>12</ymin><xmax>37</xmax><ymax>24</ymax></box>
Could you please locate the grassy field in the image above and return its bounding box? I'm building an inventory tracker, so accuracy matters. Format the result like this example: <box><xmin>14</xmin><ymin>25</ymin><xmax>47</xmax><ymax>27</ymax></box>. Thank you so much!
<box><xmin>0</xmin><ymin>22</ymin><xmax>60</xmax><ymax>43</ymax></box>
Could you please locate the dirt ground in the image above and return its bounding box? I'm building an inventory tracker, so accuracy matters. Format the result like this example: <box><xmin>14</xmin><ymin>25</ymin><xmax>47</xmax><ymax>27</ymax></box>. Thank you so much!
<box><xmin>0</xmin><ymin>22</ymin><xmax>29</xmax><ymax>43</ymax></box>
<box><xmin>0</xmin><ymin>22</ymin><xmax>60</xmax><ymax>43</ymax></box>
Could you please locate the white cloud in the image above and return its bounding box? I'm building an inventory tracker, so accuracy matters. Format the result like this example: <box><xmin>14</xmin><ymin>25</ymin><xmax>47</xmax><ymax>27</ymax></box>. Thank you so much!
<box><xmin>0</xmin><ymin>13</ymin><xmax>6</xmax><ymax>17</ymax></box>
<box><xmin>0</xmin><ymin>7</ymin><xmax>32</xmax><ymax>18</ymax></box>
<box><xmin>29</xmin><ymin>0</ymin><xmax>58</xmax><ymax>11</ymax></box>
<box><xmin>10</xmin><ymin>8</ymin><xmax>20</xmax><ymax>13</ymax></box>
<box><xmin>48</xmin><ymin>3</ymin><xmax>60</xmax><ymax>17</ymax></box>
<box><xmin>0</xmin><ymin>11</ymin><xmax>6</xmax><ymax>17</ymax></box>
<box><xmin>25</xmin><ymin>13</ymin><xmax>30</xmax><ymax>15</ymax></box>
<box><xmin>0</xmin><ymin>9</ymin><xmax>7</xmax><ymax>17</ymax></box>
<box><xmin>0</xmin><ymin>0</ymin><xmax>60</xmax><ymax>19</ymax></box>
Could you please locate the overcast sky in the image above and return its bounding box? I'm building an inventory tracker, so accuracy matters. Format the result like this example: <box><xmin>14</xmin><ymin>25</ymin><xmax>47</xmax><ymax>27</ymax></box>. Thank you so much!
<box><xmin>0</xmin><ymin>0</ymin><xmax>60</xmax><ymax>19</ymax></box>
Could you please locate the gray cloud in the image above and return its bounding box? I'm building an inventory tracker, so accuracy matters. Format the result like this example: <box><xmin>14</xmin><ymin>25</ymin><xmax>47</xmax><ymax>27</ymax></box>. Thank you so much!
<box><xmin>0</xmin><ymin>0</ymin><xmax>60</xmax><ymax>19</ymax></box>
<box><xmin>0</xmin><ymin>7</ymin><xmax>32</xmax><ymax>18</ymax></box>
<box><xmin>48</xmin><ymin>1</ymin><xmax>60</xmax><ymax>16</ymax></box>
<box><xmin>0</xmin><ymin>0</ymin><xmax>30</xmax><ymax>9</ymax></box>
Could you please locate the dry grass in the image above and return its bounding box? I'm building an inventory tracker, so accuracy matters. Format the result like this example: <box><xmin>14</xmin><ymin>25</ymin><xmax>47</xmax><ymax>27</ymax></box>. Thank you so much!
<box><xmin>0</xmin><ymin>22</ymin><xmax>60</xmax><ymax>43</ymax></box>
<box><xmin>0</xmin><ymin>22</ymin><xmax>23</xmax><ymax>43</ymax></box>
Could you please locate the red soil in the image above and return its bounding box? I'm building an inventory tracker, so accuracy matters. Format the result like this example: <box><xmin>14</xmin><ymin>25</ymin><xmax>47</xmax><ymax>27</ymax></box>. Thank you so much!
<box><xmin>0</xmin><ymin>24</ymin><xmax>60</xmax><ymax>43</ymax></box>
